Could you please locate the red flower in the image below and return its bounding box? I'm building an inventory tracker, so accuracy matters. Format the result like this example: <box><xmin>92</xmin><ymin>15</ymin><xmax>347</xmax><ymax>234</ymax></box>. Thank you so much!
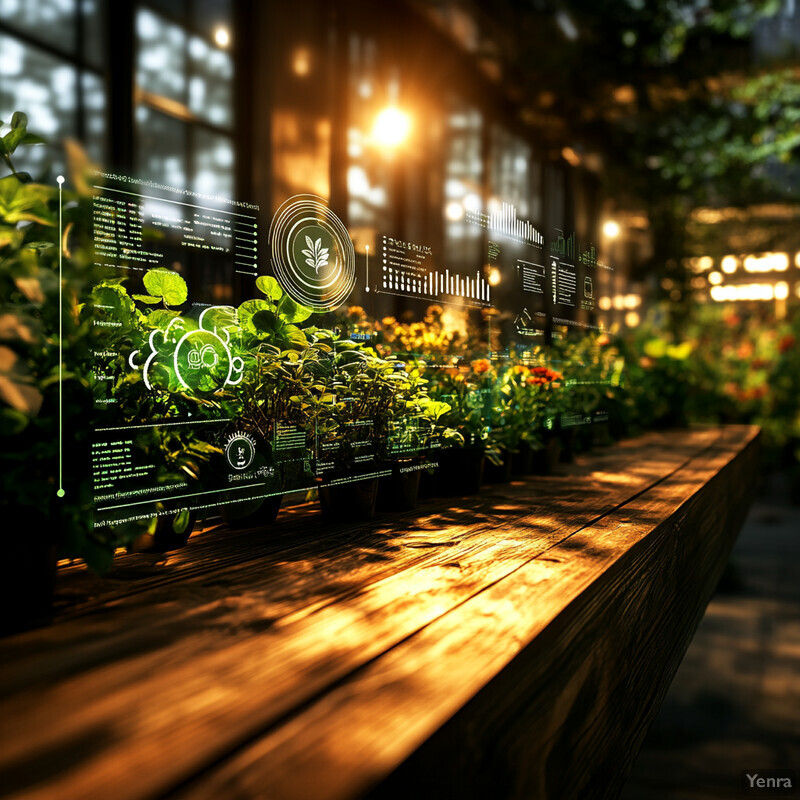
<box><xmin>779</xmin><ymin>334</ymin><xmax>796</xmax><ymax>354</ymax></box>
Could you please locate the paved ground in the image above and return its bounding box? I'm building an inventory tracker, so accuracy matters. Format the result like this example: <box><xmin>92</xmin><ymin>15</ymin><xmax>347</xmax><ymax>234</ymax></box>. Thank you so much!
<box><xmin>620</xmin><ymin>472</ymin><xmax>800</xmax><ymax>799</ymax></box>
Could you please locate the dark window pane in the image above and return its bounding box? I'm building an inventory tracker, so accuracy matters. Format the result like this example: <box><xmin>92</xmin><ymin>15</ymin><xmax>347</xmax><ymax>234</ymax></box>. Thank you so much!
<box><xmin>188</xmin><ymin>34</ymin><xmax>233</xmax><ymax>126</ymax></box>
<box><xmin>135</xmin><ymin>105</ymin><xmax>188</xmax><ymax>187</ymax></box>
<box><xmin>136</xmin><ymin>7</ymin><xmax>187</xmax><ymax>103</ymax></box>
<box><xmin>193</xmin><ymin>127</ymin><xmax>233</xmax><ymax>198</ymax></box>
<box><xmin>145</xmin><ymin>0</ymin><xmax>188</xmax><ymax>21</ymax></box>
<box><xmin>192</xmin><ymin>0</ymin><xmax>232</xmax><ymax>40</ymax></box>
<box><xmin>0</xmin><ymin>0</ymin><xmax>77</xmax><ymax>54</ymax></box>
<box><xmin>82</xmin><ymin>70</ymin><xmax>106</xmax><ymax>163</ymax></box>
<box><xmin>81</xmin><ymin>0</ymin><xmax>107</xmax><ymax>69</ymax></box>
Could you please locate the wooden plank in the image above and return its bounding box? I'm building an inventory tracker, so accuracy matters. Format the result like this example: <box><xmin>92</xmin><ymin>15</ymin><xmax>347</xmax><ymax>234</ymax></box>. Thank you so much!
<box><xmin>51</xmin><ymin>430</ymin><xmax>707</xmax><ymax>619</ymax></box>
<box><xmin>0</xmin><ymin>428</ymin><xmax>740</xmax><ymax>800</ymax></box>
<box><xmin>167</xmin><ymin>426</ymin><xmax>760</xmax><ymax>800</ymax></box>
<box><xmin>1</xmin><ymin>430</ymin><xmax>717</xmax><ymax>695</ymax></box>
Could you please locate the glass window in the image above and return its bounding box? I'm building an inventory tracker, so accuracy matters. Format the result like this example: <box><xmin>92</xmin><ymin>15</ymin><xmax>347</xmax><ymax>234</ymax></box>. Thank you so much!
<box><xmin>347</xmin><ymin>33</ymin><xmax>393</xmax><ymax>243</ymax></box>
<box><xmin>136</xmin><ymin>8</ymin><xmax>187</xmax><ymax>105</ymax></box>
<box><xmin>489</xmin><ymin>125</ymin><xmax>531</xmax><ymax>219</ymax></box>
<box><xmin>0</xmin><ymin>0</ymin><xmax>107</xmax><ymax>178</ymax></box>
<box><xmin>187</xmin><ymin>34</ymin><xmax>233</xmax><ymax>127</ymax></box>
<box><xmin>81</xmin><ymin>0</ymin><xmax>107</xmax><ymax>69</ymax></box>
<box><xmin>134</xmin><ymin>4</ymin><xmax>235</xmax><ymax>198</ymax></box>
<box><xmin>194</xmin><ymin>128</ymin><xmax>233</xmax><ymax>197</ymax></box>
<box><xmin>82</xmin><ymin>71</ymin><xmax>106</xmax><ymax>163</ymax></box>
<box><xmin>443</xmin><ymin>98</ymin><xmax>483</xmax><ymax>268</ymax></box>
<box><xmin>0</xmin><ymin>33</ymin><xmax>77</xmax><ymax>176</ymax></box>
<box><xmin>0</xmin><ymin>0</ymin><xmax>77</xmax><ymax>54</ymax></box>
<box><xmin>135</xmin><ymin>105</ymin><xmax>188</xmax><ymax>188</ymax></box>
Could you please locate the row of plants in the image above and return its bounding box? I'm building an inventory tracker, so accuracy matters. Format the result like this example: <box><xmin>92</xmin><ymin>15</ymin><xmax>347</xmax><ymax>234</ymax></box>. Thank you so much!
<box><xmin>0</xmin><ymin>122</ymin><xmax>633</xmax><ymax>605</ymax></box>
<box><xmin>11</xmin><ymin>115</ymin><xmax>797</xmax><ymax>630</ymax></box>
<box><xmin>619</xmin><ymin>301</ymin><xmax>800</xmax><ymax>472</ymax></box>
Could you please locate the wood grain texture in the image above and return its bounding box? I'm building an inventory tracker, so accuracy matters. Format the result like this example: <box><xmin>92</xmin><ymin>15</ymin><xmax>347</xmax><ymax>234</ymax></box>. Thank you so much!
<box><xmin>0</xmin><ymin>427</ymin><xmax>759</xmax><ymax>800</ymax></box>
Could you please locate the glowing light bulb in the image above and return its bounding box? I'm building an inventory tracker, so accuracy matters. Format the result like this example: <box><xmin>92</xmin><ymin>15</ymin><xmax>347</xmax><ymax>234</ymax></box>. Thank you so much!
<box><xmin>721</xmin><ymin>255</ymin><xmax>737</xmax><ymax>274</ymax></box>
<box><xmin>602</xmin><ymin>220</ymin><xmax>620</xmax><ymax>239</ymax></box>
<box><xmin>214</xmin><ymin>26</ymin><xmax>230</xmax><ymax>48</ymax></box>
<box><xmin>372</xmin><ymin>107</ymin><xmax>411</xmax><ymax>148</ymax></box>
<box><xmin>445</xmin><ymin>201</ymin><xmax>464</xmax><ymax>221</ymax></box>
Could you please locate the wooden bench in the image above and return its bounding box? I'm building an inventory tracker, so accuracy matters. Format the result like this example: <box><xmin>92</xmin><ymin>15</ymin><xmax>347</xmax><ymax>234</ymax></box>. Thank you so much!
<box><xmin>0</xmin><ymin>425</ymin><xmax>760</xmax><ymax>800</ymax></box>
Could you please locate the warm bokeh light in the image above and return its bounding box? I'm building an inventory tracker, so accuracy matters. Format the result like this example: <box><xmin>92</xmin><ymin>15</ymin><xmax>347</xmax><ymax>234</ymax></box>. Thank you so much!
<box><xmin>708</xmin><ymin>271</ymin><xmax>723</xmax><ymax>285</ymax></box>
<box><xmin>721</xmin><ymin>255</ymin><xmax>738</xmax><ymax>274</ymax></box>
<box><xmin>487</xmin><ymin>267</ymin><xmax>502</xmax><ymax>286</ymax></box>
<box><xmin>774</xmin><ymin>281</ymin><xmax>789</xmax><ymax>300</ymax></box>
<box><xmin>445</xmin><ymin>200</ymin><xmax>464</xmax><ymax>221</ymax></box>
<box><xmin>462</xmin><ymin>192</ymin><xmax>481</xmax><ymax>212</ymax></box>
<box><xmin>743</xmin><ymin>252</ymin><xmax>789</xmax><ymax>273</ymax></box>
<box><xmin>292</xmin><ymin>47</ymin><xmax>311</xmax><ymax>76</ymax></box>
<box><xmin>602</xmin><ymin>220</ymin><xmax>621</xmax><ymax>239</ymax></box>
<box><xmin>697</xmin><ymin>256</ymin><xmax>714</xmax><ymax>271</ymax></box>
<box><xmin>625</xmin><ymin>311</ymin><xmax>640</xmax><ymax>327</ymax></box>
<box><xmin>623</xmin><ymin>294</ymin><xmax>641</xmax><ymax>308</ymax></box>
<box><xmin>562</xmin><ymin>146</ymin><xmax>581</xmax><ymax>166</ymax></box>
<box><xmin>598</xmin><ymin>296</ymin><xmax>612</xmax><ymax>310</ymax></box>
<box><xmin>213</xmin><ymin>26</ymin><xmax>230</xmax><ymax>48</ymax></box>
<box><xmin>710</xmin><ymin>283</ymin><xmax>776</xmax><ymax>302</ymax></box>
<box><xmin>372</xmin><ymin>106</ymin><xmax>411</xmax><ymax>148</ymax></box>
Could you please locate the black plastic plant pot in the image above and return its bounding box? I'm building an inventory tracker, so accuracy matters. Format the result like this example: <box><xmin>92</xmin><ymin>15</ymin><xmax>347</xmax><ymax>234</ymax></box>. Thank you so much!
<box><xmin>532</xmin><ymin>436</ymin><xmax>563</xmax><ymax>475</ymax></box>
<box><xmin>511</xmin><ymin>441</ymin><xmax>535</xmax><ymax>476</ymax></box>
<box><xmin>436</xmin><ymin>447</ymin><xmax>485</xmax><ymax>496</ymax></box>
<box><xmin>483</xmin><ymin>449</ymin><xmax>513</xmax><ymax>484</ymax></box>
<box><xmin>592</xmin><ymin>420</ymin><xmax>613</xmax><ymax>448</ymax></box>
<box><xmin>318</xmin><ymin>477</ymin><xmax>379</xmax><ymax>522</ymax></box>
<box><xmin>559</xmin><ymin>427</ymin><xmax>578</xmax><ymax>463</ymax></box>
<box><xmin>220</xmin><ymin>492</ymin><xmax>283</xmax><ymax>530</ymax></box>
<box><xmin>376</xmin><ymin>465</ymin><xmax>421</xmax><ymax>512</ymax></box>
<box><xmin>418</xmin><ymin>463</ymin><xmax>441</xmax><ymax>499</ymax></box>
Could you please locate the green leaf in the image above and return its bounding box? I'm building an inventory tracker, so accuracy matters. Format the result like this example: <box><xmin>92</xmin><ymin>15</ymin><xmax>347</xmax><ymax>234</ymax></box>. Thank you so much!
<box><xmin>255</xmin><ymin>275</ymin><xmax>283</xmax><ymax>301</ymax></box>
<box><xmin>285</xmin><ymin>324</ymin><xmax>308</xmax><ymax>347</ymax></box>
<box><xmin>252</xmin><ymin>309</ymin><xmax>282</xmax><ymax>335</ymax></box>
<box><xmin>277</xmin><ymin>293</ymin><xmax>313</xmax><ymax>323</ymax></box>
<box><xmin>3</xmin><ymin>128</ymin><xmax>25</xmax><ymax>155</ymax></box>
<box><xmin>0</xmin><ymin>407</ymin><xmax>29</xmax><ymax>436</ymax></box>
<box><xmin>91</xmin><ymin>283</ymin><xmax>138</xmax><ymax>328</ymax></box>
<box><xmin>20</xmin><ymin>133</ymin><xmax>45</xmax><ymax>145</ymax></box>
<box><xmin>132</xmin><ymin>294</ymin><xmax>162</xmax><ymax>305</ymax></box>
<box><xmin>23</xmin><ymin>240</ymin><xmax>55</xmax><ymax>252</ymax></box>
<box><xmin>143</xmin><ymin>268</ymin><xmax>188</xmax><ymax>306</ymax></box>
<box><xmin>0</xmin><ymin>176</ymin><xmax>55</xmax><ymax>224</ymax></box>
<box><xmin>238</xmin><ymin>298</ymin><xmax>271</xmax><ymax>334</ymax></box>
<box><xmin>147</xmin><ymin>309</ymin><xmax>182</xmax><ymax>328</ymax></box>
<box><xmin>10</xmin><ymin>111</ymin><xmax>28</xmax><ymax>130</ymax></box>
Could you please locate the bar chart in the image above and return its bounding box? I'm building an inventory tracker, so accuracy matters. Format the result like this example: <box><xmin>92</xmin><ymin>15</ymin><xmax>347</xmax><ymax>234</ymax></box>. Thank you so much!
<box><xmin>551</xmin><ymin>229</ymin><xmax>576</xmax><ymax>260</ymax></box>
<box><xmin>382</xmin><ymin>265</ymin><xmax>491</xmax><ymax>305</ymax></box>
<box><xmin>466</xmin><ymin>203</ymin><xmax>544</xmax><ymax>247</ymax></box>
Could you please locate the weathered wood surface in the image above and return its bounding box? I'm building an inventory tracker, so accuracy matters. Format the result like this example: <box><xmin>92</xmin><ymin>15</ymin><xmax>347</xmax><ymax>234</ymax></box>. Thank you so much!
<box><xmin>0</xmin><ymin>426</ymin><xmax>760</xmax><ymax>800</ymax></box>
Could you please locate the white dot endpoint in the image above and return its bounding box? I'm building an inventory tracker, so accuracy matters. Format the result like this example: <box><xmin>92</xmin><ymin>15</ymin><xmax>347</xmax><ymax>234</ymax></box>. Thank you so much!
<box><xmin>56</xmin><ymin>175</ymin><xmax>65</xmax><ymax>185</ymax></box>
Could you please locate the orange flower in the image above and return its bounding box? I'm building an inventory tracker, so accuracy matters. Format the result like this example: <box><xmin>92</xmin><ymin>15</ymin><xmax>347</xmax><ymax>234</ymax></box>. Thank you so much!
<box><xmin>471</xmin><ymin>358</ymin><xmax>491</xmax><ymax>374</ymax></box>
